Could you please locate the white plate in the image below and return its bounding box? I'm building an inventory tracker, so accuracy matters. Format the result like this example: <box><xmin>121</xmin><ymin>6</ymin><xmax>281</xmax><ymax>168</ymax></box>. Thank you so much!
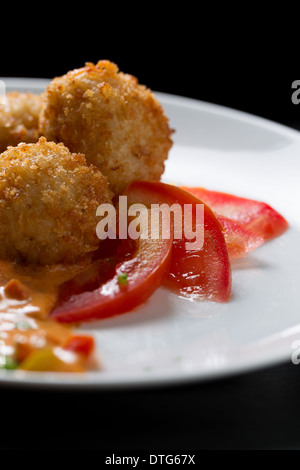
<box><xmin>0</xmin><ymin>77</ymin><xmax>299</xmax><ymax>389</ymax></box>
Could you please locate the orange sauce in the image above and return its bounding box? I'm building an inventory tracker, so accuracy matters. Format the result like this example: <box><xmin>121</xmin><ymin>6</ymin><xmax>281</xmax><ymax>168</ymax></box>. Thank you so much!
<box><xmin>0</xmin><ymin>259</ymin><xmax>94</xmax><ymax>372</ymax></box>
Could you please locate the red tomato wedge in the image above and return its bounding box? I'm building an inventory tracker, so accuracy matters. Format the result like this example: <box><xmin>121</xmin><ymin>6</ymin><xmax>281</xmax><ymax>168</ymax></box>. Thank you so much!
<box><xmin>64</xmin><ymin>335</ymin><xmax>95</xmax><ymax>358</ymax></box>
<box><xmin>125</xmin><ymin>182</ymin><xmax>232</xmax><ymax>302</ymax></box>
<box><xmin>182</xmin><ymin>187</ymin><xmax>289</xmax><ymax>240</ymax></box>
<box><xmin>216</xmin><ymin>215</ymin><xmax>264</xmax><ymax>259</ymax></box>
<box><xmin>51</xmin><ymin>210</ymin><xmax>172</xmax><ymax>323</ymax></box>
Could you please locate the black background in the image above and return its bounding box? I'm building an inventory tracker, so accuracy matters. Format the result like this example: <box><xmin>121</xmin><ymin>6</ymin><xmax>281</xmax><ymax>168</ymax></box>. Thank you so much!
<box><xmin>1</xmin><ymin>12</ymin><xmax>300</xmax><ymax>451</ymax></box>
<box><xmin>1</xmin><ymin>14</ymin><xmax>298</xmax><ymax>128</ymax></box>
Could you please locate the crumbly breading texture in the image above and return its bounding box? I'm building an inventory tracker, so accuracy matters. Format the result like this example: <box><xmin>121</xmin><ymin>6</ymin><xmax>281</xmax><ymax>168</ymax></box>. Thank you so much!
<box><xmin>0</xmin><ymin>137</ymin><xmax>113</xmax><ymax>265</ymax></box>
<box><xmin>39</xmin><ymin>60</ymin><xmax>173</xmax><ymax>195</ymax></box>
<box><xmin>0</xmin><ymin>92</ymin><xmax>42</xmax><ymax>152</ymax></box>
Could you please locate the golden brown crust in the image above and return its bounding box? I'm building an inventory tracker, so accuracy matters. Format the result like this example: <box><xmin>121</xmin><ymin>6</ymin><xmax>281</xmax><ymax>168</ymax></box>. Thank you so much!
<box><xmin>0</xmin><ymin>137</ymin><xmax>113</xmax><ymax>265</ymax></box>
<box><xmin>0</xmin><ymin>92</ymin><xmax>42</xmax><ymax>152</ymax></box>
<box><xmin>39</xmin><ymin>60</ymin><xmax>173</xmax><ymax>195</ymax></box>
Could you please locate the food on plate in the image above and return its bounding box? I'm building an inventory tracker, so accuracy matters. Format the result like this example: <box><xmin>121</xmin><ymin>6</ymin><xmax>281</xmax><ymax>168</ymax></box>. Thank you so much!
<box><xmin>18</xmin><ymin>334</ymin><xmax>96</xmax><ymax>372</ymax></box>
<box><xmin>39</xmin><ymin>60</ymin><xmax>173</xmax><ymax>195</ymax></box>
<box><xmin>215</xmin><ymin>215</ymin><xmax>265</xmax><ymax>260</ymax></box>
<box><xmin>125</xmin><ymin>182</ymin><xmax>232</xmax><ymax>302</ymax></box>
<box><xmin>51</xmin><ymin>210</ymin><xmax>173</xmax><ymax>323</ymax></box>
<box><xmin>0</xmin><ymin>92</ymin><xmax>41</xmax><ymax>152</ymax></box>
<box><xmin>0</xmin><ymin>137</ymin><xmax>112</xmax><ymax>264</ymax></box>
<box><xmin>182</xmin><ymin>187</ymin><xmax>289</xmax><ymax>240</ymax></box>
<box><xmin>0</xmin><ymin>257</ymin><xmax>99</xmax><ymax>371</ymax></box>
<box><xmin>0</xmin><ymin>63</ymin><xmax>290</xmax><ymax>374</ymax></box>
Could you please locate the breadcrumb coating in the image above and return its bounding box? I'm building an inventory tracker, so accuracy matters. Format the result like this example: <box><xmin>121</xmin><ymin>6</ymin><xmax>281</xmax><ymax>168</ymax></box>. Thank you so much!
<box><xmin>0</xmin><ymin>92</ymin><xmax>41</xmax><ymax>152</ymax></box>
<box><xmin>0</xmin><ymin>137</ymin><xmax>113</xmax><ymax>265</ymax></box>
<box><xmin>39</xmin><ymin>60</ymin><xmax>173</xmax><ymax>195</ymax></box>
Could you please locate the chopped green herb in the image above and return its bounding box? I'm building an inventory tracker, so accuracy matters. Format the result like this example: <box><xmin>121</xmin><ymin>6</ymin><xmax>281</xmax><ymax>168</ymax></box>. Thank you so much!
<box><xmin>0</xmin><ymin>356</ymin><xmax>18</xmax><ymax>370</ymax></box>
<box><xmin>15</xmin><ymin>322</ymin><xmax>33</xmax><ymax>330</ymax></box>
<box><xmin>173</xmin><ymin>355</ymin><xmax>182</xmax><ymax>363</ymax></box>
<box><xmin>118</xmin><ymin>273</ymin><xmax>128</xmax><ymax>286</ymax></box>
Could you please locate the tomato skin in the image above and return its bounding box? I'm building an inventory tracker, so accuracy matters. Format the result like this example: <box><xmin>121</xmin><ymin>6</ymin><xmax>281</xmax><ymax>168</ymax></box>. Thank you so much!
<box><xmin>182</xmin><ymin>187</ymin><xmax>289</xmax><ymax>240</ymax></box>
<box><xmin>51</xmin><ymin>212</ymin><xmax>172</xmax><ymax>323</ymax></box>
<box><xmin>51</xmin><ymin>182</ymin><xmax>233</xmax><ymax>323</ymax></box>
<box><xmin>217</xmin><ymin>215</ymin><xmax>265</xmax><ymax>259</ymax></box>
<box><xmin>125</xmin><ymin>182</ymin><xmax>232</xmax><ymax>303</ymax></box>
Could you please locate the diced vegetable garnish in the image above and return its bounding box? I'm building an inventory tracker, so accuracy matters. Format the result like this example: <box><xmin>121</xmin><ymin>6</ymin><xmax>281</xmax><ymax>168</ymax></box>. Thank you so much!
<box><xmin>19</xmin><ymin>347</ymin><xmax>85</xmax><ymax>372</ymax></box>
<box><xmin>64</xmin><ymin>335</ymin><xmax>95</xmax><ymax>358</ymax></box>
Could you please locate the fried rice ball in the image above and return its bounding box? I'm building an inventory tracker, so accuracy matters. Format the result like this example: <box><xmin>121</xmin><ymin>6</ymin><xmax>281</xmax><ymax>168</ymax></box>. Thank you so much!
<box><xmin>39</xmin><ymin>60</ymin><xmax>173</xmax><ymax>195</ymax></box>
<box><xmin>0</xmin><ymin>92</ymin><xmax>41</xmax><ymax>152</ymax></box>
<box><xmin>0</xmin><ymin>137</ymin><xmax>112</xmax><ymax>265</ymax></box>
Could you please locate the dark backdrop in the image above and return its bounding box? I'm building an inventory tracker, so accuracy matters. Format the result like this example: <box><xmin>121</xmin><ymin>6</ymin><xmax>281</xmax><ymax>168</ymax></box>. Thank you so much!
<box><xmin>1</xmin><ymin>20</ymin><xmax>298</xmax><ymax>128</ymax></box>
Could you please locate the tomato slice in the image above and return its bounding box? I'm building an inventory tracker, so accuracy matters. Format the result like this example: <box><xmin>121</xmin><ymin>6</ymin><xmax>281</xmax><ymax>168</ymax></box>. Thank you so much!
<box><xmin>182</xmin><ymin>187</ymin><xmax>289</xmax><ymax>240</ymax></box>
<box><xmin>125</xmin><ymin>182</ymin><xmax>232</xmax><ymax>302</ymax></box>
<box><xmin>51</xmin><ymin>210</ymin><xmax>172</xmax><ymax>323</ymax></box>
<box><xmin>217</xmin><ymin>215</ymin><xmax>264</xmax><ymax>259</ymax></box>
